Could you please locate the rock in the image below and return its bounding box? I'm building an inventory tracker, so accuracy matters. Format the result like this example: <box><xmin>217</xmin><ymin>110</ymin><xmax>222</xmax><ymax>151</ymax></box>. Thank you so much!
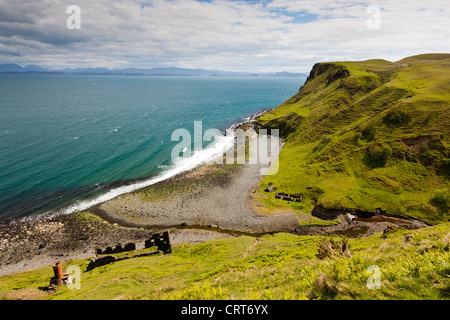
<box><xmin>344</xmin><ymin>213</ymin><xmax>356</xmax><ymax>225</ymax></box>
<box><xmin>404</xmin><ymin>234</ymin><xmax>413</xmax><ymax>243</ymax></box>
<box><xmin>381</xmin><ymin>225</ymin><xmax>399</xmax><ymax>239</ymax></box>
<box><xmin>342</xmin><ymin>239</ymin><xmax>352</xmax><ymax>258</ymax></box>
<box><xmin>87</xmin><ymin>255</ymin><xmax>117</xmax><ymax>270</ymax></box>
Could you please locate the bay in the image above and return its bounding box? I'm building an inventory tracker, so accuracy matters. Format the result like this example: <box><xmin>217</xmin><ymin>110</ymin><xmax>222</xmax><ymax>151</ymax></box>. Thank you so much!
<box><xmin>0</xmin><ymin>74</ymin><xmax>304</xmax><ymax>221</ymax></box>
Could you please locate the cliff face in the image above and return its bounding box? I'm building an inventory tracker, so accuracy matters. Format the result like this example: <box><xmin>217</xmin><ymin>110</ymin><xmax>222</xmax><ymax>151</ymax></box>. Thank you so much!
<box><xmin>258</xmin><ymin>54</ymin><xmax>450</xmax><ymax>223</ymax></box>
<box><xmin>306</xmin><ymin>62</ymin><xmax>350</xmax><ymax>85</ymax></box>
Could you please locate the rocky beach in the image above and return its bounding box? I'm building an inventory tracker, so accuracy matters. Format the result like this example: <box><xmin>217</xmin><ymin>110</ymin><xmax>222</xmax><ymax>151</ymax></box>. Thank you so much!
<box><xmin>0</xmin><ymin>118</ymin><xmax>297</xmax><ymax>276</ymax></box>
<box><xmin>0</xmin><ymin>116</ymin><xmax>430</xmax><ymax>277</ymax></box>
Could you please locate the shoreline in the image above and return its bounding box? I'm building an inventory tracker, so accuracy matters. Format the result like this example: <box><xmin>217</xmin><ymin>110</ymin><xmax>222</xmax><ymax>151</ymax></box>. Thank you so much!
<box><xmin>0</xmin><ymin>109</ymin><xmax>288</xmax><ymax>276</ymax></box>
<box><xmin>0</xmin><ymin>212</ymin><xmax>236</xmax><ymax>277</ymax></box>
<box><xmin>0</xmin><ymin>111</ymin><xmax>429</xmax><ymax>276</ymax></box>
<box><xmin>89</xmin><ymin>124</ymin><xmax>299</xmax><ymax>233</ymax></box>
<box><xmin>9</xmin><ymin>108</ymin><xmax>272</xmax><ymax>224</ymax></box>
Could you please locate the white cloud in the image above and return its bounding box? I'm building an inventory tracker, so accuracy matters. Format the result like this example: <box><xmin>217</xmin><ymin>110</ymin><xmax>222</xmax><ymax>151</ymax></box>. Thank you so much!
<box><xmin>0</xmin><ymin>0</ymin><xmax>449</xmax><ymax>72</ymax></box>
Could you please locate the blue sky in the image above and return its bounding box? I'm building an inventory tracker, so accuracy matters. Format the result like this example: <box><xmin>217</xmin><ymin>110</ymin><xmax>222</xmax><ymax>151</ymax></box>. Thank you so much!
<box><xmin>0</xmin><ymin>0</ymin><xmax>449</xmax><ymax>73</ymax></box>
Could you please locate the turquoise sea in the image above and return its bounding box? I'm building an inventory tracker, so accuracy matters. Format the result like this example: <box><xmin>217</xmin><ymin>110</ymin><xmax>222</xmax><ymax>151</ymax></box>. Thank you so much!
<box><xmin>0</xmin><ymin>74</ymin><xmax>304</xmax><ymax>221</ymax></box>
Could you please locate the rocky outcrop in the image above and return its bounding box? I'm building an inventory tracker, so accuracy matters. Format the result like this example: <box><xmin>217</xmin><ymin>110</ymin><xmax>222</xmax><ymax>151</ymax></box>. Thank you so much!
<box><xmin>311</xmin><ymin>206</ymin><xmax>383</xmax><ymax>220</ymax></box>
<box><xmin>305</xmin><ymin>62</ymin><xmax>350</xmax><ymax>86</ymax></box>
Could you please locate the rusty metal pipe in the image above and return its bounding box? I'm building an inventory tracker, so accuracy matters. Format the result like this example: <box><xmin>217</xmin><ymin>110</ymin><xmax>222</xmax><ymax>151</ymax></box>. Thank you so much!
<box><xmin>53</xmin><ymin>261</ymin><xmax>64</xmax><ymax>280</ymax></box>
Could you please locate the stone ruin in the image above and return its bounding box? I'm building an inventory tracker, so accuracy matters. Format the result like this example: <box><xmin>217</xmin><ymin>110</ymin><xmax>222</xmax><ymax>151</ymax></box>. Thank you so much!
<box><xmin>87</xmin><ymin>231</ymin><xmax>172</xmax><ymax>270</ymax></box>
<box><xmin>145</xmin><ymin>231</ymin><xmax>172</xmax><ymax>254</ymax></box>
<box><xmin>275</xmin><ymin>192</ymin><xmax>302</xmax><ymax>202</ymax></box>
<box><xmin>95</xmin><ymin>242</ymin><xmax>136</xmax><ymax>255</ymax></box>
<box><xmin>44</xmin><ymin>231</ymin><xmax>173</xmax><ymax>291</ymax></box>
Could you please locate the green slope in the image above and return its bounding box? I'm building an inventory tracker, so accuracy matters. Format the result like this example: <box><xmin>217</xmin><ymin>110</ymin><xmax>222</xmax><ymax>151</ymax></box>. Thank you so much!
<box><xmin>0</xmin><ymin>222</ymin><xmax>448</xmax><ymax>299</ymax></box>
<box><xmin>1</xmin><ymin>55</ymin><xmax>449</xmax><ymax>300</ymax></box>
<box><xmin>257</xmin><ymin>54</ymin><xmax>450</xmax><ymax>224</ymax></box>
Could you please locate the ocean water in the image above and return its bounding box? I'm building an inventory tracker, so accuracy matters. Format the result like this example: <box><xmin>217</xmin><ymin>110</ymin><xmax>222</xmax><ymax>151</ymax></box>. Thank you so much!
<box><xmin>0</xmin><ymin>74</ymin><xmax>304</xmax><ymax>221</ymax></box>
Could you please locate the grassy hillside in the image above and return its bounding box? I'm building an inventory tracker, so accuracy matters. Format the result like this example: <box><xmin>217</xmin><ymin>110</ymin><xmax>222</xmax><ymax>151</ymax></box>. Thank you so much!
<box><xmin>1</xmin><ymin>55</ymin><xmax>449</xmax><ymax>300</ymax></box>
<box><xmin>0</xmin><ymin>222</ymin><xmax>448</xmax><ymax>300</ymax></box>
<box><xmin>257</xmin><ymin>54</ymin><xmax>450</xmax><ymax>224</ymax></box>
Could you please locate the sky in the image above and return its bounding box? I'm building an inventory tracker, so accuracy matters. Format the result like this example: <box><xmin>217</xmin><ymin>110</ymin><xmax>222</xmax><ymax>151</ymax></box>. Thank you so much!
<box><xmin>0</xmin><ymin>0</ymin><xmax>449</xmax><ymax>73</ymax></box>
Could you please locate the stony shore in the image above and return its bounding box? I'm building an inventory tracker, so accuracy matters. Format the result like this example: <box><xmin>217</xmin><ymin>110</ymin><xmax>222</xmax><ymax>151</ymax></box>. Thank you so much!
<box><xmin>0</xmin><ymin>212</ymin><xmax>236</xmax><ymax>277</ymax></box>
<box><xmin>0</xmin><ymin>122</ymin><xmax>297</xmax><ymax>276</ymax></box>
<box><xmin>93</xmin><ymin>136</ymin><xmax>299</xmax><ymax>233</ymax></box>
<box><xmin>0</xmin><ymin>119</ymin><xmax>428</xmax><ymax>277</ymax></box>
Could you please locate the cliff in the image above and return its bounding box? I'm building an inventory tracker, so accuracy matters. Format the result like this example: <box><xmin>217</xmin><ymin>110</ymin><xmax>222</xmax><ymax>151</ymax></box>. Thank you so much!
<box><xmin>257</xmin><ymin>54</ymin><xmax>450</xmax><ymax>223</ymax></box>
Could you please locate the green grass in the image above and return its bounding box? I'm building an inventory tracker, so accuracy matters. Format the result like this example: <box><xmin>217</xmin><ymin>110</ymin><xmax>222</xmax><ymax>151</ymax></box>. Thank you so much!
<box><xmin>1</xmin><ymin>54</ymin><xmax>448</xmax><ymax>301</ymax></box>
<box><xmin>257</xmin><ymin>54</ymin><xmax>450</xmax><ymax>223</ymax></box>
<box><xmin>0</xmin><ymin>223</ymin><xmax>448</xmax><ymax>300</ymax></box>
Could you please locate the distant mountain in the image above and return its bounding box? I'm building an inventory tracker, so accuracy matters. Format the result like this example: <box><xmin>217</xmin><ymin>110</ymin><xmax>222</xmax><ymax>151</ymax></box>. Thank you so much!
<box><xmin>0</xmin><ymin>64</ymin><xmax>307</xmax><ymax>77</ymax></box>
<box><xmin>57</xmin><ymin>67</ymin><xmax>110</xmax><ymax>74</ymax></box>
<box><xmin>23</xmin><ymin>65</ymin><xmax>48</xmax><ymax>72</ymax></box>
<box><xmin>113</xmin><ymin>67</ymin><xmax>216</xmax><ymax>76</ymax></box>
<box><xmin>0</xmin><ymin>63</ymin><xmax>25</xmax><ymax>72</ymax></box>
<box><xmin>0</xmin><ymin>63</ymin><xmax>49</xmax><ymax>72</ymax></box>
<box><xmin>270</xmin><ymin>71</ymin><xmax>308</xmax><ymax>77</ymax></box>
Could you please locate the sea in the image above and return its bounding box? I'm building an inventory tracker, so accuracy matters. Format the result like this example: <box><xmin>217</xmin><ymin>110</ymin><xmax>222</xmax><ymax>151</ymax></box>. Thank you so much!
<box><xmin>0</xmin><ymin>74</ymin><xmax>304</xmax><ymax>221</ymax></box>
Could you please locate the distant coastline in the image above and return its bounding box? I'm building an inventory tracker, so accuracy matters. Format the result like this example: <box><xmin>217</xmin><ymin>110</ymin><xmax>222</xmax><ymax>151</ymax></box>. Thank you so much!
<box><xmin>0</xmin><ymin>63</ymin><xmax>308</xmax><ymax>78</ymax></box>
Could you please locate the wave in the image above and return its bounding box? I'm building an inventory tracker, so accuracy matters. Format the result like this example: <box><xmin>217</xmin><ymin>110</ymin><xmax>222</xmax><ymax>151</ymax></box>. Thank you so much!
<box><xmin>31</xmin><ymin>128</ymin><xmax>236</xmax><ymax>220</ymax></box>
<box><xmin>228</xmin><ymin>107</ymin><xmax>272</xmax><ymax>131</ymax></box>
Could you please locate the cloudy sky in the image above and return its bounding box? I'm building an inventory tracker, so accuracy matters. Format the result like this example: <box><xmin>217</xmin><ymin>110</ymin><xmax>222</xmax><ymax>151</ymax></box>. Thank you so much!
<box><xmin>1</xmin><ymin>0</ymin><xmax>449</xmax><ymax>72</ymax></box>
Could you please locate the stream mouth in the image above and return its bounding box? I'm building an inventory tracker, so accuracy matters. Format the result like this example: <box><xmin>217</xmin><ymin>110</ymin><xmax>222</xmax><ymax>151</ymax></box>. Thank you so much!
<box><xmin>328</xmin><ymin>225</ymin><xmax>370</xmax><ymax>238</ymax></box>
<box><xmin>355</xmin><ymin>215</ymin><xmax>415</xmax><ymax>225</ymax></box>
<box><xmin>317</xmin><ymin>214</ymin><xmax>427</xmax><ymax>238</ymax></box>
<box><xmin>310</xmin><ymin>205</ymin><xmax>429</xmax><ymax>238</ymax></box>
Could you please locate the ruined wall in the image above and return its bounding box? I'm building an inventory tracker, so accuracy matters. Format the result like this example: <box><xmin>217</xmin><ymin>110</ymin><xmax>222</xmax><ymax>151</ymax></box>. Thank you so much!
<box><xmin>88</xmin><ymin>231</ymin><xmax>172</xmax><ymax>270</ymax></box>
